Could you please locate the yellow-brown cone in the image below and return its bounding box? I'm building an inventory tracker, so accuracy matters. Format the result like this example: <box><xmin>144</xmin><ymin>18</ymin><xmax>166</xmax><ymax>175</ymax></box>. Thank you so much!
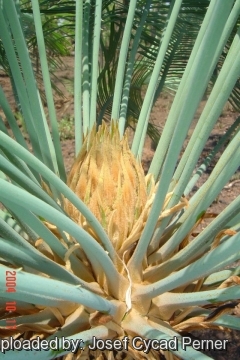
<box><xmin>65</xmin><ymin>122</ymin><xmax>149</xmax><ymax>252</ymax></box>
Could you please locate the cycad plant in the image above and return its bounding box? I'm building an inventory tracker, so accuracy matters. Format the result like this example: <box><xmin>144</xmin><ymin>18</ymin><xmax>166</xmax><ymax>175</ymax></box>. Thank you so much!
<box><xmin>0</xmin><ymin>0</ymin><xmax>240</xmax><ymax>359</ymax></box>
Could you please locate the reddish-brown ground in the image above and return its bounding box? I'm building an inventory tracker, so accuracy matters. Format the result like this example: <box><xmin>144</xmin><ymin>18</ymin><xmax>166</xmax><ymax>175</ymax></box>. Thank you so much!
<box><xmin>1</xmin><ymin>56</ymin><xmax>240</xmax><ymax>359</ymax></box>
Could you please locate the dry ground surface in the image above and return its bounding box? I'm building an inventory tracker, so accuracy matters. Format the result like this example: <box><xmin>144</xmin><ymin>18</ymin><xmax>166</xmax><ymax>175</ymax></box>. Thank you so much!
<box><xmin>1</xmin><ymin>56</ymin><xmax>240</xmax><ymax>359</ymax></box>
